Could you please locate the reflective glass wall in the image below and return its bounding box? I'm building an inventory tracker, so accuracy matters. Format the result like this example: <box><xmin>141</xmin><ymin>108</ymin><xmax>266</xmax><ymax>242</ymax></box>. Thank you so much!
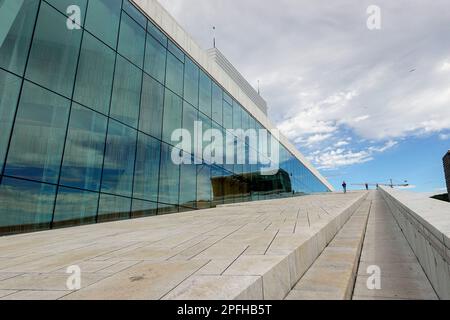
<box><xmin>0</xmin><ymin>0</ymin><xmax>330</xmax><ymax>235</ymax></box>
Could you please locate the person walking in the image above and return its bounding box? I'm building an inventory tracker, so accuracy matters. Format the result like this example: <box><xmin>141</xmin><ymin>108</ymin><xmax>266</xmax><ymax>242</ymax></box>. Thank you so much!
<box><xmin>342</xmin><ymin>181</ymin><xmax>347</xmax><ymax>194</ymax></box>
<box><xmin>365</xmin><ymin>183</ymin><xmax>369</xmax><ymax>191</ymax></box>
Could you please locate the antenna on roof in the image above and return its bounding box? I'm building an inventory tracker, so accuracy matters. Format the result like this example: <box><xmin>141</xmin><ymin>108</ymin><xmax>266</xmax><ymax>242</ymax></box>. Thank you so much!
<box><xmin>257</xmin><ymin>80</ymin><xmax>260</xmax><ymax>95</ymax></box>
<box><xmin>212</xmin><ymin>26</ymin><xmax>216</xmax><ymax>48</ymax></box>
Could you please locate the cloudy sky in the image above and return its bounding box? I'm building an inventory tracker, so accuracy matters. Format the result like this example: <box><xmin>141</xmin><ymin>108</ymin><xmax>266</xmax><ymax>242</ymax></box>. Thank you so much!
<box><xmin>159</xmin><ymin>0</ymin><xmax>450</xmax><ymax>192</ymax></box>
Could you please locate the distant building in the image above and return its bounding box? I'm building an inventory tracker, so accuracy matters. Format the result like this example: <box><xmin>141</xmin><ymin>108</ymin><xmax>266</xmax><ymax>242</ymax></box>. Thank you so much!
<box><xmin>444</xmin><ymin>151</ymin><xmax>450</xmax><ymax>200</ymax></box>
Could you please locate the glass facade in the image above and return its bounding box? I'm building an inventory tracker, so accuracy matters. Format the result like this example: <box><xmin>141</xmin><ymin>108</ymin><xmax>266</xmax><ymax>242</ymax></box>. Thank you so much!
<box><xmin>0</xmin><ymin>0</ymin><xmax>330</xmax><ymax>235</ymax></box>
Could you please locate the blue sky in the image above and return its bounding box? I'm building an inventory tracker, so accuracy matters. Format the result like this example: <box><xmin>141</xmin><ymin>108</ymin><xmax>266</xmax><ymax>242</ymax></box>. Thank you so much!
<box><xmin>321</xmin><ymin>134</ymin><xmax>448</xmax><ymax>193</ymax></box>
<box><xmin>159</xmin><ymin>0</ymin><xmax>450</xmax><ymax>194</ymax></box>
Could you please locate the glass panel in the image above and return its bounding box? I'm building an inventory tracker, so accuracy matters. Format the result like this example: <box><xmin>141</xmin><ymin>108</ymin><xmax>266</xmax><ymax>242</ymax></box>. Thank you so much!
<box><xmin>182</xmin><ymin>101</ymin><xmax>198</xmax><ymax>153</ymax></box>
<box><xmin>179</xmin><ymin>152</ymin><xmax>197</xmax><ymax>208</ymax></box>
<box><xmin>198</xmin><ymin>111</ymin><xmax>211</xmax><ymax>161</ymax></box>
<box><xmin>0</xmin><ymin>69</ymin><xmax>21</xmax><ymax>171</ymax></box>
<box><xmin>139</xmin><ymin>74</ymin><xmax>164</xmax><ymax>139</ymax></box>
<box><xmin>133</xmin><ymin>132</ymin><xmax>160</xmax><ymax>202</ymax></box>
<box><xmin>123</xmin><ymin>0</ymin><xmax>146</xmax><ymax>28</ymax></box>
<box><xmin>46</xmin><ymin>0</ymin><xmax>88</xmax><ymax>26</ymax></box>
<box><xmin>211</xmin><ymin>165</ymin><xmax>225</xmax><ymax>206</ymax></box>
<box><xmin>0</xmin><ymin>177</ymin><xmax>55</xmax><ymax>233</ymax></box>
<box><xmin>167</xmin><ymin>40</ymin><xmax>184</xmax><ymax>62</ymax></box>
<box><xmin>101</xmin><ymin>119</ymin><xmax>137</xmax><ymax>197</ymax></box>
<box><xmin>197</xmin><ymin>164</ymin><xmax>211</xmax><ymax>209</ymax></box>
<box><xmin>250</xmin><ymin>164</ymin><xmax>259</xmax><ymax>201</ymax></box>
<box><xmin>233</xmin><ymin>101</ymin><xmax>242</xmax><ymax>130</ymax></box>
<box><xmin>98</xmin><ymin>193</ymin><xmax>131</xmax><ymax>222</ymax></box>
<box><xmin>53</xmin><ymin>187</ymin><xmax>98</xmax><ymax>228</ymax></box>
<box><xmin>0</xmin><ymin>0</ymin><xmax>39</xmax><ymax>75</ymax></box>
<box><xmin>255</xmin><ymin>121</ymin><xmax>263</xmax><ymax>132</ymax></box>
<box><xmin>223</xmin><ymin>128</ymin><xmax>234</xmax><ymax>174</ymax></box>
<box><xmin>158</xmin><ymin>203</ymin><xmax>178</xmax><ymax>215</ymax></box>
<box><xmin>223</xmin><ymin>92</ymin><xmax>232</xmax><ymax>105</ymax></box>
<box><xmin>110</xmin><ymin>55</ymin><xmax>142</xmax><ymax>128</ymax></box>
<box><xmin>131</xmin><ymin>199</ymin><xmax>157</xmax><ymax>218</ymax></box>
<box><xmin>147</xmin><ymin>21</ymin><xmax>167</xmax><ymax>47</ymax></box>
<box><xmin>118</xmin><ymin>12</ymin><xmax>145</xmax><ymax>68</ymax></box>
<box><xmin>183</xmin><ymin>57</ymin><xmax>199</xmax><ymax>107</ymax></box>
<box><xmin>211</xmin><ymin>121</ymin><xmax>224</xmax><ymax>165</ymax></box>
<box><xmin>85</xmin><ymin>0</ymin><xmax>122</xmax><ymax>48</ymax></box>
<box><xmin>249</xmin><ymin>115</ymin><xmax>256</xmax><ymax>130</ymax></box>
<box><xmin>212</xmin><ymin>82</ymin><xmax>222</xmax><ymax>126</ymax></box>
<box><xmin>162</xmin><ymin>89</ymin><xmax>182</xmax><ymax>145</ymax></box>
<box><xmin>26</xmin><ymin>2</ymin><xmax>82</xmax><ymax>98</ymax></box>
<box><xmin>5</xmin><ymin>81</ymin><xmax>70</xmax><ymax>184</ymax></box>
<box><xmin>144</xmin><ymin>33</ymin><xmax>166</xmax><ymax>84</ymax></box>
<box><xmin>73</xmin><ymin>32</ymin><xmax>115</xmax><ymax>114</ymax></box>
<box><xmin>158</xmin><ymin>143</ymin><xmax>180</xmax><ymax>205</ymax></box>
<box><xmin>165</xmin><ymin>52</ymin><xmax>183</xmax><ymax>97</ymax></box>
<box><xmin>59</xmin><ymin>103</ymin><xmax>107</xmax><ymax>191</ymax></box>
<box><xmin>223</xmin><ymin>100</ymin><xmax>233</xmax><ymax>129</ymax></box>
<box><xmin>199</xmin><ymin>71</ymin><xmax>211</xmax><ymax>118</ymax></box>
<box><xmin>242</xmin><ymin>110</ymin><xmax>250</xmax><ymax>130</ymax></box>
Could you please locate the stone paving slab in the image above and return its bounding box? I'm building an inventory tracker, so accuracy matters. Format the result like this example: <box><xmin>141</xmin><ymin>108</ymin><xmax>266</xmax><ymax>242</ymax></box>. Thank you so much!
<box><xmin>0</xmin><ymin>290</ymin><xmax>17</xmax><ymax>298</ymax></box>
<box><xmin>0</xmin><ymin>192</ymin><xmax>366</xmax><ymax>300</ymax></box>
<box><xmin>357</xmin><ymin>261</ymin><xmax>427</xmax><ymax>279</ymax></box>
<box><xmin>0</xmin><ymin>273</ymin><xmax>22</xmax><ymax>281</ymax></box>
<box><xmin>0</xmin><ymin>272</ymin><xmax>109</xmax><ymax>291</ymax></box>
<box><xmin>1</xmin><ymin>290</ymin><xmax>70</xmax><ymax>300</ymax></box>
<box><xmin>62</xmin><ymin>260</ymin><xmax>209</xmax><ymax>300</ymax></box>
<box><xmin>162</xmin><ymin>275</ymin><xmax>263</xmax><ymax>300</ymax></box>
<box><xmin>353</xmin><ymin>191</ymin><xmax>438</xmax><ymax>300</ymax></box>
<box><xmin>353</xmin><ymin>275</ymin><xmax>438</xmax><ymax>300</ymax></box>
<box><xmin>223</xmin><ymin>255</ymin><xmax>291</xmax><ymax>299</ymax></box>
<box><xmin>285</xmin><ymin>197</ymin><xmax>371</xmax><ymax>300</ymax></box>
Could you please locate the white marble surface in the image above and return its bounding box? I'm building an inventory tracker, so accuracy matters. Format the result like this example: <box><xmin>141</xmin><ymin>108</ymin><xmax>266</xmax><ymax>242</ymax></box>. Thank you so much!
<box><xmin>379</xmin><ymin>187</ymin><xmax>449</xmax><ymax>299</ymax></box>
<box><xmin>0</xmin><ymin>192</ymin><xmax>366</xmax><ymax>300</ymax></box>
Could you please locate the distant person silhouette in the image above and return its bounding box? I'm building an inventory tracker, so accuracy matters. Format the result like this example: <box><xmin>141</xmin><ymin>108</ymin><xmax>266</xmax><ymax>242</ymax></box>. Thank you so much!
<box><xmin>342</xmin><ymin>181</ymin><xmax>347</xmax><ymax>194</ymax></box>
<box><xmin>365</xmin><ymin>183</ymin><xmax>369</xmax><ymax>190</ymax></box>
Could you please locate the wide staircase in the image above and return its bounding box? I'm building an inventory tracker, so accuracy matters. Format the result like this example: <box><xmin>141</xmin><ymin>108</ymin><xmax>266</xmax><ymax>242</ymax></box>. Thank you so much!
<box><xmin>0</xmin><ymin>190</ymin><xmax>445</xmax><ymax>300</ymax></box>
<box><xmin>285</xmin><ymin>191</ymin><xmax>438</xmax><ymax>300</ymax></box>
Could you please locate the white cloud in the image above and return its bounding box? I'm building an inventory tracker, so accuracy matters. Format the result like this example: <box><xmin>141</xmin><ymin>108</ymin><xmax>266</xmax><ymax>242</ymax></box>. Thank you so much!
<box><xmin>278</xmin><ymin>106</ymin><xmax>338</xmax><ymax>141</ymax></box>
<box><xmin>368</xmin><ymin>140</ymin><xmax>398</xmax><ymax>153</ymax></box>
<box><xmin>313</xmin><ymin>149</ymin><xmax>373</xmax><ymax>170</ymax></box>
<box><xmin>439</xmin><ymin>133</ymin><xmax>450</xmax><ymax>140</ymax></box>
<box><xmin>298</xmin><ymin>133</ymin><xmax>333</xmax><ymax>146</ymax></box>
<box><xmin>158</xmin><ymin>0</ymin><xmax>450</xmax><ymax>162</ymax></box>
<box><xmin>335</xmin><ymin>140</ymin><xmax>349</xmax><ymax>147</ymax></box>
<box><xmin>351</xmin><ymin>115</ymin><xmax>370</xmax><ymax>123</ymax></box>
<box><xmin>310</xmin><ymin>140</ymin><xmax>398</xmax><ymax>170</ymax></box>
<box><xmin>440</xmin><ymin>61</ymin><xmax>450</xmax><ymax>72</ymax></box>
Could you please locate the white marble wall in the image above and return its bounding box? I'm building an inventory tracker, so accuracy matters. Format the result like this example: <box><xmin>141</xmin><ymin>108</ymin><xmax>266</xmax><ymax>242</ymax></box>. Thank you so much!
<box><xmin>380</xmin><ymin>187</ymin><xmax>450</xmax><ymax>299</ymax></box>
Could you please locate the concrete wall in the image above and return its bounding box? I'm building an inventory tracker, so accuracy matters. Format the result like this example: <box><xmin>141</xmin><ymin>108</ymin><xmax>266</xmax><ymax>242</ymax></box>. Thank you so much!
<box><xmin>380</xmin><ymin>187</ymin><xmax>450</xmax><ymax>299</ymax></box>
<box><xmin>130</xmin><ymin>0</ymin><xmax>334</xmax><ymax>192</ymax></box>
